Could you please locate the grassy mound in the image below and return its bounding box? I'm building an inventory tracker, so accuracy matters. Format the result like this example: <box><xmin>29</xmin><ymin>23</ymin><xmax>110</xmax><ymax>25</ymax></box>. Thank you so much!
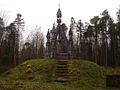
<box><xmin>68</xmin><ymin>60</ymin><xmax>106</xmax><ymax>89</ymax></box>
<box><xmin>3</xmin><ymin>59</ymin><xmax>56</xmax><ymax>82</ymax></box>
<box><xmin>0</xmin><ymin>59</ymin><xmax>105</xmax><ymax>90</ymax></box>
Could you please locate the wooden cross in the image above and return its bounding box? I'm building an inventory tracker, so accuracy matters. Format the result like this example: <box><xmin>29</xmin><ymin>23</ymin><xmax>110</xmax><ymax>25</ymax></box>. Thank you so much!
<box><xmin>58</xmin><ymin>3</ymin><xmax>60</xmax><ymax>8</ymax></box>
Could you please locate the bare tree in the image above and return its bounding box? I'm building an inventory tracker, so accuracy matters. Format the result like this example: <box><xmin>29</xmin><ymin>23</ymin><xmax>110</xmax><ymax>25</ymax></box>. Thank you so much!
<box><xmin>0</xmin><ymin>10</ymin><xmax>10</xmax><ymax>26</ymax></box>
<box><xmin>20</xmin><ymin>26</ymin><xmax>44</xmax><ymax>61</ymax></box>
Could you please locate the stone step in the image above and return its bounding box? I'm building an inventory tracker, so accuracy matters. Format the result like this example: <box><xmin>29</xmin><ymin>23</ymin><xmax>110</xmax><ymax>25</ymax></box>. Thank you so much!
<box><xmin>56</xmin><ymin>73</ymin><xmax>68</xmax><ymax>77</ymax></box>
<box><xmin>55</xmin><ymin>53</ymin><xmax>68</xmax><ymax>83</ymax></box>
<box><xmin>57</xmin><ymin>64</ymin><xmax>68</xmax><ymax>68</ymax></box>
<box><xmin>56</xmin><ymin>72</ymin><xmax>68</xmax><ymax>76</ymax></box>
<box><xmin>56</xmin><ymin>77</ymin><xmax>68</xmax><ymax>82</ymax></box>
<box><xmin>56</xmin><ymin>70</ymin><xmax>68</xmax><ymax>73</ymax></box>
<box><xmin>58</xmin><ymin>53</ymin><xmax>68</xmax><ymax>56</ymax></box>
<box><xmin>57</xmin><ymin>62</ymin><xmax>68</xmax><ymax>65</ymax></box>
<box><xmin>58</xmin><ymin>59</ymin><xmax>68</xmax><ymax>61</ymax></box>
<box><xmin>56</xmin><ymin>67</ymin><xmax>68</xmax><ymax>71</ymax></box>
<box><xmin>56</xmin><ymin>68</ymin><xmax>68</xmax><ymax>71</ymax></box>
<box><xmin>57</xmin><ymin>56</ymin><xmax>68</xmax><ymax>59</ymax></box>
<box><xmin>57</xmin><ymin>61</ymin><xmax>68</xmax><ymax>63</ymax></box>
<box><xmin>57</xmin><ymin>59</ymin><xmax>68</xmax><ymax>63</ymax></box>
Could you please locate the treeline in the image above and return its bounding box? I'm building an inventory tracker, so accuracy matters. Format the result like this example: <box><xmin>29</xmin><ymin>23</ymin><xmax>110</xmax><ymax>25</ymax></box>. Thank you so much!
<box><xmin>21</xmin><ymin>26</ymin><xmax>44</xmax><ymax>62</ymax></box>
<box><xmin>0</xmin><ymin>13</ymin><xmax>44</xmax><ymax>70</ymax></box>
<box><xmin>0</xmin><ymin>7</ymin><xmax>120</xmax><ymax>70</ymax></box>
<box><xmin>71</xmin><ymin>8</ymin><xmax>120</xmax><ymax>67</ymax></box>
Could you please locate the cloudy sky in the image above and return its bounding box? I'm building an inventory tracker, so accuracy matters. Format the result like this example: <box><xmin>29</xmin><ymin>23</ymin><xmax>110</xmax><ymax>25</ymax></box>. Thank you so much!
<box><xmin>0</xmin><ymin>0</ymin><xmax>120</xmax><ymax>38</ymax></box>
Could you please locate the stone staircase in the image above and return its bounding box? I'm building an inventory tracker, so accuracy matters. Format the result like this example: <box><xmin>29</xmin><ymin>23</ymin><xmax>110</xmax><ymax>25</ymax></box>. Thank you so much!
<box><xmin>56</xmin><ymin>53</ymin><xmax>69</xmax><ymax>82</ymax></box>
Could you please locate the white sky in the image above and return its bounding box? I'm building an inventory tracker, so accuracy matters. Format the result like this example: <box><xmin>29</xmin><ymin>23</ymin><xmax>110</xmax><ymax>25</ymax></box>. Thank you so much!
<box><xmin>0</xmin><ymin>0</ymin><xmax>120</xmax><ymax>38</ymax></box>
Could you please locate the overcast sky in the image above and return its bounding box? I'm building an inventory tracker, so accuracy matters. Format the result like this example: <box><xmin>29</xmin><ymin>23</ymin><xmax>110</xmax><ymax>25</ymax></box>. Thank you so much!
<box><xmin>0</xmin><ymin>0</ymin><xmax>120</xmax><ymax>38</ymax></box>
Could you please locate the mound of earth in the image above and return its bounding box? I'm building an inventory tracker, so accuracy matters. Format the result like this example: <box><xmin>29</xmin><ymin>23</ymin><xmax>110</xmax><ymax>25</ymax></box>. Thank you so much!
<box><xmin>0</xmin><ymin>59</ymin><xmax>105</xmax><ymax>90</ymax></box>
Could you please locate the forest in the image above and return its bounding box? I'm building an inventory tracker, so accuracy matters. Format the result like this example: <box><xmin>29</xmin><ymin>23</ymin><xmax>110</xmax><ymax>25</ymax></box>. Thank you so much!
<box><xmin>0</xmin><ymin>13</ymin><xmax>44</xmax><ymax>71</ymax></box>
<box><xmin>0</xmin><ymin>6</ymin><xmax>120</xmax><ymax>73</ymax></box>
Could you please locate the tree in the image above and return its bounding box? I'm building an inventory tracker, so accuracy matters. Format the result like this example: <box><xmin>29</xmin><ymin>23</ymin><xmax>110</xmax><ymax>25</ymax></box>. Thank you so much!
<box><xmin>14</xmin><ymin>13</ymin><xmax>25</xmax><ymax>63</ymax></box>
<box><xmin>108</xmin><ymin>18</ymin><xmax>117</xmax><ymax>66</ymax></box>
<box><xmin>95</xmin><ymin>9</ymin><xmax>110</xmax><ymax>66</ymax></box>
<box><xmin>6</xmin><ymin>23</ymin><xmax>18</xmax><ymax>66</ymax></box>
<box><xmin>21</xmin><ymin>26</ymin><xmax>44</xmax><ymax>61</ymax></box>
<box><xmin>0</xmin><ymin>10</ymin><xmax>10</xmax><ymax>26</ymax></box>
<box><xmin>90</xmin><ymin>16</ymin><xmax>100</xmax><ymax>63</ymax></box>
<box><xmin>114</xmin><ymin>6</ymin><xmax>120</xmax><ymax>66</ymax></box>
<box><xmin>76</xmin><ymin>19</ymin><xmax>84</xmax><ymax>59</ymax></box>
<box><xmin>0</xmin><ymin>17</ymin><xmax>5</xmax><ymax>45</ymax></box>
<box><xmin>0</xmin><ymin>17</ymin><xmax>5</xmax><ymax>65</ymax></box>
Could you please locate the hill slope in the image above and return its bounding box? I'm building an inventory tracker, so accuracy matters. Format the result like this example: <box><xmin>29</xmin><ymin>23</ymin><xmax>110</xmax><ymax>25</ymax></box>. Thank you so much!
<box><xmin>0</xmin><ymin>59</ymin><xmax>105</xmax><ymax>90</ymax></box>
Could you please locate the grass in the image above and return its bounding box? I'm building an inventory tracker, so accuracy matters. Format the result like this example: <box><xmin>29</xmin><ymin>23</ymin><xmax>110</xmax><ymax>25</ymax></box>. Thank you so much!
<box><xmin>0</xmin><ymin>59</ymin><xmax>106</xmax><ymax>90</ymax></box>
<box><xmin>68</xmin><ymin>60</ymin><xmax>106</xmax><ymax>89</ymax></box>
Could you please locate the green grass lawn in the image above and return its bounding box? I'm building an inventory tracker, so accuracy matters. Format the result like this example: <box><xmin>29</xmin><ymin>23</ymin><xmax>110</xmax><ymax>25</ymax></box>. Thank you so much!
<box><xmin>0</xmin><ymin>59</ymin><xmax>106</xmax><ymax>90</ymax></box>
